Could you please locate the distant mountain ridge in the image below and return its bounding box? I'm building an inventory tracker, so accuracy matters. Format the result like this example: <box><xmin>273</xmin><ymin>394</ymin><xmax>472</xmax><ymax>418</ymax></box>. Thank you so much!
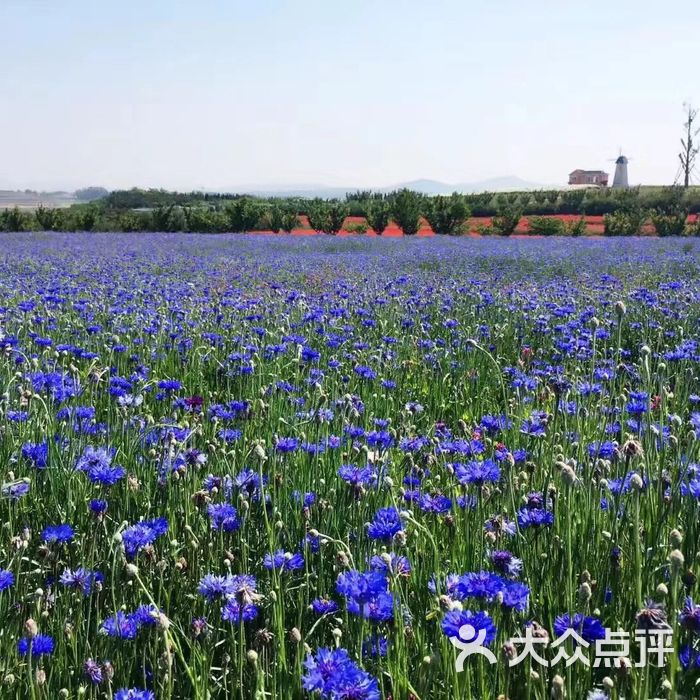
<box><xmin>236</xmin><ymin>176</ymin><xmax>544</xmax><ymax>199</ymax></box>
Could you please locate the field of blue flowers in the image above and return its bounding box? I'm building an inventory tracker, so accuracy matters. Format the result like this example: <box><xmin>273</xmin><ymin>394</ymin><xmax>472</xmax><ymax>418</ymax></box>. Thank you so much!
<box><xmin>3</xmin><ymin>233</ymin><xmax>700</xmax><ymax>700</ymax></box>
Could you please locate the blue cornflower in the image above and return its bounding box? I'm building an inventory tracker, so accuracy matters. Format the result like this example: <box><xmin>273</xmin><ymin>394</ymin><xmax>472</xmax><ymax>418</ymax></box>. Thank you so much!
<box><xmin>90</xmin><ymin>499</ymin><xmax>108</xmax><ymax>515</ymax></box>
<box><xmin>198</xmin><ymin>574</ymin><xmax>234</xmax><ymax>600</ymax></box>
<box><xmin>347</xmin><ymin>591</ymin><xmax>395</xmax><ymax>622</ymax></box>
<box><xmin>0</xmin><ymin>569</ymin><xmax>14</xmax><ymax>591</ymax></box>
<box><xmin>263</xmin><ymin>550</ymin><xmax>304</xmax><ymax>572</ymax></box>
<box><xmin>338</xmin><ymin>464</ymin><xmax>376</xmax><ymax>487</ymax></box>
<box><xmin>480</xmin><ymin>415</ymin><xmax>512</xmax><ymax>435</ymax></box>
<box><xmin>303</xmin><ymin>648</ymin><xmax>380</xmax><ymax>700</ymax></box>
<box><xmin>441</xmin><ymin>610</ymin><xmax>496</xmax><ymax>646</ymax></box>
<box><xmin>85</xmin><ymin>463</ymin><xmax>126</xmax><ymax>486</ymax></box>
<box><xmin>207</xmin><ymin>503</ymin><xmax>240</xmax><ymax>532</ymax></box>
<box><xmin>520</xmin><ymin>416</ymin><xmax>547</xmax><ymax>438</ymax></box>
<box><xmin>221</xmin><ymin>599</ymin><xmax>259</xmax><ymax>623</ymax></box>
<box><xmin>354</xmin><ymin>365</ymin><xmax>376</xmax><ymax>380</ymax></box>
<box><xmin>131</xmin><ymin>604</ymin><xmax>161</xmax><ymax>627</ymax></box>
<box><xmin>418</xmin><ymin>493</ymin><xmax>452</xmax><ymax>514</ymax></box>
<box><xmin>588</xmin><ymin>441</ymin><xmax>617</xmax><ymax>460</ymax></box>
<box><xmin>100</xmin><ymin>611</ymin><xmax>139</xmax><ymax>639</ymax></box>
<box><xmin>362</xmin><ymin>634</ymin><xmax>389</xmax><ymax>658</ymax></box>
<box><xmin>41</xmin><ymin>523</ymin><xmax>75</xmax><ymax>544</ymax></box>
<box><xmin>367</xmin><ymin>507</ymin><xmax>403</xmax><ymax>540</ymax></box>
<box><xmin>276</xmin><ymin>437</ymin><xmax>298</xmax><ymax>453</ymax></box>
<box><xmin>502</xmin><ymin>582</ymin><xmax>530</xmax><ymax>612</ymax></box>
<box><xmin>369</xmin><ymin>553</ymin><xmax>412</xmax><ymax>577</ymax></box>
<box><xmin>302</xmin><ymin>647</ymin><xmax>353</xmax><ymax>694</ymax></box>
<box><xmin>114</xmin><ymin>690</ymin><xmax>155</xmax><ymax>700</ymax></box>
<box><xmin>490</xmin><ymin>550</ymin><xmax>523</xmax><ymax>577</ymax></box>
<box><xmin>680</xmin><ymin>597</ymin><xmax>700</xmax><ymax>633</ymax></box>
<box><xmin>75</xmin><ymin>446</ymin><xmax>113</xmax><ymax>472</ymax></box>
<box><xmin>21</xmin><ymin>441</ymin><xmax>48</xmax><ymax>469</ymax></box>
<box><xmin>2</xmin><ymin>479</ymin><xmax>30</xmax><ymax>500</ymax></box>
<box><xmin>122</xmin><ymin>518</ymin><xmax>168</xmax><ymax>557</ymax></box>
<box><xmin>311</xmin><ymin>598</ymin><xmax>339</xmax><ymax>615</ymax></box>
<box><xmin>454</xmin><ymin>460</ymin><xmax>501</xmax><ymax>486</ymax></box>
<box><xmin>83</xmin><ymin>658</ymin><xmax>103</xmax><ymax>684</ymax></box>
<box><xmin>336</xmin><ymin>570</ymin><xmax>388</xmax><ymax>602</ymax></box>
<box><xmin>60</xmin><ymin>567</ymin><xmax>101</xmax><ymax>595</ymax></box>
<box><xmin>157</xmin><ymin>379</ymin><xmax>181</xmax><ymax>392</ymax></box>
<box><xmin>553</xmin><ymin>613</ymin><xmax>606</xmax><ymax>643</ymax></box>
<box><xmin>517</xmin><ymin>507</ymin><xmax>554</xmax><ymax>529</ymax></box>
<box><xmin>217</xmin><ymin>428</ymin><xmax>242</xmax><ymax>443</ymax></box>
<box><xmin>456</xmin><ymin>571</ymin><xmax>506</xmax><ymax>601</ymax></box>
<box><xmin>18</xmin><ymin>634</ymin><xmax>55</xmax><ymax>657</ymax></box>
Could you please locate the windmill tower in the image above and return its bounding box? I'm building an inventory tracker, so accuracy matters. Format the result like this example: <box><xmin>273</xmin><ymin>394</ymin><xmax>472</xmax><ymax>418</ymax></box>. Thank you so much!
<box><xmin>611</xmin><ymin>152</ymin><xmax>629</xmax><ymax>188</ymax></box>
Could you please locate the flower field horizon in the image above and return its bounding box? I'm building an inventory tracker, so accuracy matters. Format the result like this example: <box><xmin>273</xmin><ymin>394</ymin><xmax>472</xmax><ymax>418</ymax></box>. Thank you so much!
<box><xmin>3</xmin><ymin>232</ymin><xmax>700</xmax><ymax>699</ymax></box>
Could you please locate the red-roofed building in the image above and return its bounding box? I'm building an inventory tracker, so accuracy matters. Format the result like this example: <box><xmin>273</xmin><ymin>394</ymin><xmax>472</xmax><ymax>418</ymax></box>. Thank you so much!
<box><xmin>568</xmin><ymin>169</ymin><xmax>609</xmax><ymax>186</ymax></box>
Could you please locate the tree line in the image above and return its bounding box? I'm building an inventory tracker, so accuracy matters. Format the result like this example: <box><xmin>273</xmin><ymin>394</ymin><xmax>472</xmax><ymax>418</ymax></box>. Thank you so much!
<box><xmin>2</xmin><ymin>186</ymin><xmax>700</xmax><ymax>235</ymax></box>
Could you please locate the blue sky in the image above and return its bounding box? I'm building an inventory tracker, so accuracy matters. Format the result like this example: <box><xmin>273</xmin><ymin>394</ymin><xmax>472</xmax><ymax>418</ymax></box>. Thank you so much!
<box><xmin>1</xmin><ymin>0</ymin><xmax>697</xmax><ymax>190</ymax></box>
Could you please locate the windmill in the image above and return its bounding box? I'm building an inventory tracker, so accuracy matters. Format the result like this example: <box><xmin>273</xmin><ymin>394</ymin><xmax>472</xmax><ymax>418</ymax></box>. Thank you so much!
<box><xmin>609</xmin><ymin>149</ymin><xmax>630</xmax><ymax>188</ymax></box>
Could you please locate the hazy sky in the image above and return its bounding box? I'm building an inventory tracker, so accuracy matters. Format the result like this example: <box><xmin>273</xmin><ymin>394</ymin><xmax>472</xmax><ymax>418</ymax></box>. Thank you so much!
<box><xmin>1</xmin><ymin>0</ymin><xmax>698</xmax><ymax>191</ymax></box>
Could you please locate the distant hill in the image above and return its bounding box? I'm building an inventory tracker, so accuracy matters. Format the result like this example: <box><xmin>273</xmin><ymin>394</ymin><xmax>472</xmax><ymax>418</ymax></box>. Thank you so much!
<box><xmin>237</xmin><ymin>176</ymin><xmax>544</xmax><ymax>199</ymax></box>
<box><xmin>0</xmin><ymin>190</ymin><xmax>77</xmax><ymax>209</ymax></box>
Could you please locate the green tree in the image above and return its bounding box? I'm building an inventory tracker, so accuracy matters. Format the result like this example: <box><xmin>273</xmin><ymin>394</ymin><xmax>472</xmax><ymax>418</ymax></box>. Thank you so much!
<box><xmin>0</xmin><ymin>207</ymin><xmax>29</xmax><ymax>232</ymax></box>
<box><xmin>226</xmin><ymin>197</ymin><xmax>263</xmax><ymax>232</ymax></box>
<box><xmin>491</xmin><ymin>205</ymin><xmax>522</xmax><ymax>236</ymax></box>
<box><xmin>307</xmin><ymin>200</ymin><xmax>328</xmax><ymax>233</ymax></box>
<box><xmin>264</xmin><ymin>204</ymin><xmax>286</xmax><ymax>233</ymax></box>
<box><xmin>74</xmin><ymin>187</ymin><xmax>109</xmax><ymax>202</ymax></box>
<box><xmin>390</xmin><ymin>189</ymin><xmax>422</xmax><ymax>235</ymax></box>
<box><xmin>35</xmin><ymin>205</ymin><xmax>62</xmax><ymax>231</ymax></box>
<box><xmin>150</xmin><ymin>205</ymin><xmax>177</xmax><ymax>232</ymax></box>
<box><xmin>526</xmin><ymin>216</ymin><xmax>565</xmax><ymax>236</ymax></box>
<box><xmin>603</xmin><ymin>209</ymin><xmax>646</xmax><ymax>236</ymax></box>
<box><xmin>327</xmin><ymin>202</ymin><xmax>348</xmax><ymax>235</ymax></box>
<box><xmin>650</xmin><ymin>186</ymin><xmax>688</xmax><ymax>237</ymax></box>
<box><xmin>73</xmin><ymin>205</ymin><xmax>99</xmax><ymax>231</ymax></box>
<box><xmin>280</xmin><ymin>210</ymin><xmax>299</xmax><ymax>233</ymax></box>
<box><xmin>365</xmin><ymin>199</ymin><xmax>390</xmax><ymax>235</ymax></box>
<box><xmin>423</xmin><ymin>193</ymin><xmax>470</xmax><ymax>235</ymax></box>
<box><xmin>307</xmin><ymin>201</ymin><xmax>347</xmax><ymax>234</ymax></box>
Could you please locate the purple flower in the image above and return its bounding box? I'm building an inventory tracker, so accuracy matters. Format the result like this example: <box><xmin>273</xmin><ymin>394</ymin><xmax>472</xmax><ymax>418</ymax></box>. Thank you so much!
<box><xmin>100</xmin><ymin>611</ymin><xmax>138</xmax><ymax>639</ymax></box>
<box><xmin>456</xmin><ymin>571</ymin><xmax>506</xmax><ymax>601</ymax></box>
<box><xmin>680</xmin><ymin>597</ymin><xmax>700</xmax><ymax>633</ymax></box>
<box><xmin>490</xmin><ymin>550</ymin><xmax>523</xmax><ymax>577</ymax></box>
<box><xmin>454</xmin><ymin>460</ymin><xmax>501</xmax><ymax>486</ymax></box>
<box><xmin>18</xmin><ymin>634</ymin><xmax>55</xmax><ymax>657</ymax></box>
<box><xmin>553</xmin><ymin>613</ymin><xmax>605</xmax><ymax>643</ymax></box>
<box><xmin>263</xmin><ymin>550</ymin><xmax>304</xmax><ymax>572</ymax></box>
<box><xmin>114</xmin><ymin>690</ymin><xmax>155</xmax><ymax>700</ymax></box>
<box><xmin>122</xmin><ymin>518</ymin><xmax>168</xmax><ymax>557</ymax></box>
<box><xmin>338</xmin><ymin>464</ymin><xmax>376</xmax><ymax>487</ymax></box>
<box><xmin>275</xmin><ymin>437</ymin><xmax>298</xmax><ymax>453</ymax></box>
<box><xmin>207</xmin><ymin>503</ymin><xmax>240</xmax><ymax>532</ymax></box>
<box><xmin>367</xmin><ymin>507</ymin><xmax>403</xmax><ymax>540</ymax></box>
<box><xmin>60</xmin><ymin>567</ymin><xmax>101</xmax><ymax>595</ymax></box>
<box><xmin>0</xmin><ymin>569</ymin><xmax>14</xmax><ymax>591</ymax></box>
<box><xmin>312</xmin><ymin>598</ymin><xmax>339</xmax><ymax>615</ymax></box>
<box><xmin>21</xmin><ymin>441</ymin><xmax>48</xmax><ymax>469</ymax></box>
<box><xmin>83</xmin><ymin>658</ymin><xmax>103</xmax><ymax>684</ymax></box>
<box><xmin>302</xmin><ymin>648</ymin><xmax>380</xmax><ymax>700</ymax></box>
<box><xmin>441</xmin><ymin>610</ymin><xmax>496</xmax><ymax>646</ymax></box>
<box><xmin>502</xmin><ymin>582</ymin><xmax>530</xmax><ymax>612</ymax></box>
<box><xmin>221</xmin><ymin>599</ymin><xmax>259</xmax><ymax>623</ymax></box>
<box><xmin>517</xmin><ymin>507</ymin><xmax>554</xmax><ymax>529</ymax></box>
<box><xmin>41</xmin><ymin>523</ymin><xmax>74</xmax><ymax>544</ymax></box>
